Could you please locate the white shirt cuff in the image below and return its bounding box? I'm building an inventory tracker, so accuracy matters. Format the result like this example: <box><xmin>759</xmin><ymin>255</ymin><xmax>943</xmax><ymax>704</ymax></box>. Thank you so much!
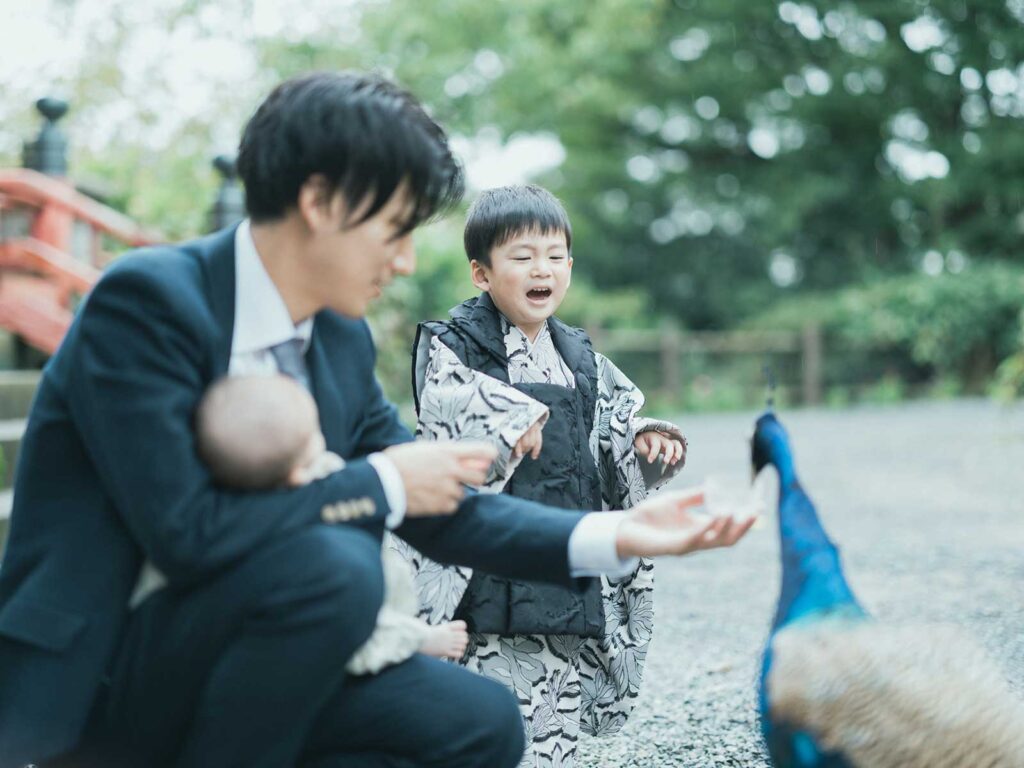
<box><xmin>367</xmin><ymin>453</ymin><xmax>406</xmax><ymax>529</ymax></box>
<box><xmin>568</xmin><ymin>512</ymin><xmax>639</xmax><ymax>578</ymax></box>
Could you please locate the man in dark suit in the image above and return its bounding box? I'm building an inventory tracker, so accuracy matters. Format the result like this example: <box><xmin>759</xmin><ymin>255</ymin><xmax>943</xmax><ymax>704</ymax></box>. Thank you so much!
<box><xmin>0</xmin><ymin>72</ymin><xmax>752</xmax><ymax>768</ymax></box>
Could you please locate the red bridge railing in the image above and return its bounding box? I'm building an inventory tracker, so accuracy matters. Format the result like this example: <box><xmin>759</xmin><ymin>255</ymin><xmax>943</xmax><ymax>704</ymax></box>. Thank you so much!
<box><xmin>0</xmin><ymin>168</ymin><xmax>161</xmax><ymax>355</ymax></box>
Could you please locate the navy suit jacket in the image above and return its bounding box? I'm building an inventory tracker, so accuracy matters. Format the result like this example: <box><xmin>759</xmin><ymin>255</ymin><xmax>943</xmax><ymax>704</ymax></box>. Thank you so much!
<box><xmin>0</xmin><ymin>227</ymin><xmax>584</xmax><ymax>766</ymax></box>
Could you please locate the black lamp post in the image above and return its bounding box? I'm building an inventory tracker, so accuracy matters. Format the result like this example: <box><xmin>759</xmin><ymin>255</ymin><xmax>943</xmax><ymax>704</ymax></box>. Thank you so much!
<box><xmin>208</xmin><ymin>154</ymin><xmax>246</xmax><ymax>232</ymax></box>
<box><xmin>23</xmin><ymin>97</ymin><xmax>69</xmax><ymax>177</ymax></box>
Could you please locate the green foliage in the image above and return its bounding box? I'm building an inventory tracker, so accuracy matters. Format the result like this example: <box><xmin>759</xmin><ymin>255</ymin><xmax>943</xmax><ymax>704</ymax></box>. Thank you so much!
<box><xmin>746</xmin><ymin>263</ymin><xmax>1024</xmax><ymax>390</ymax></box>
<box><xmin>925</xmin><ymin>375</ymin><xmax>962</xmax><ymax>400</ymax></box>
<box><xmin>344</xmin><ymin>0</ymin><xmax>1024</xmax><ymax>331</ymax></box>
<box><xmin>993</xmin><ymin>353</ymin><xmax>1024</xmax><ymax>400</ymax></box>
<box><xmin>552</xmin><ymin>279</ymin><xmax>651</xmax><ymax>331</ymax></box>
<box><xmin>860</xmin><ymin>374</ymin><xmax>907</xmax><ymax>404</ymax></box>
<box><xmin>6</xmin><ymin>0</ymin><xmax>1024</xmax><ymax>401</ymax></box>
<box><xmin>367</xmin><ymin>219</ymin><xmax>474</xmax><ymax>404</ymax></box>
<box><xmin>1</xmin><ymin>1</ymin><xmax>274</xmax><ymax>239</ymax></box>
<box><xmin>992</xmin><ymin>310</ymin><xmax>1024</xmax><ymax>401</ymax></box>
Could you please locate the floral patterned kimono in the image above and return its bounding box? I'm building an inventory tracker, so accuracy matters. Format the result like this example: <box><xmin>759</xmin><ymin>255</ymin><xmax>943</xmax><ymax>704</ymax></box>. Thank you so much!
<box><xmin>392</xmin><ymin>313</ymin><xmax>684</xmax><ymax>768</ymax></box>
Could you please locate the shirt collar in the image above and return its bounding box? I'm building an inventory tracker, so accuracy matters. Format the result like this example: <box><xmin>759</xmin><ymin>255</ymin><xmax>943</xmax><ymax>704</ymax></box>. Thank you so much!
<box><xmin>232</xmin><ymin>219</ymin><xmax>313</xmax><ymax>356</ymax></box>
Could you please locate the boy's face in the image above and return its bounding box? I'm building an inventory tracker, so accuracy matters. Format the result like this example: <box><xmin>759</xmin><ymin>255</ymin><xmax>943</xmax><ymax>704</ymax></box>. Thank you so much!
<box><xmin>471</xmin><ymin>229</ymin><xmax>572</xmax><ymax>340</ymax></box>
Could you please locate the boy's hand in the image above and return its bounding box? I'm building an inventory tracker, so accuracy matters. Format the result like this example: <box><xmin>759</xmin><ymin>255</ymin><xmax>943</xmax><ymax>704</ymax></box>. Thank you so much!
<box><xmin>616</xmin><ymin>488</ymin><xmax>754</xmax><ymax>559</ymax></box>
<box><xmin>384</xmin><ymin>441</ymin><xmax>497</xmax><ymax>517</ymax></box>
<box><xmin>634</xmin><ymin>430</ymin><xmax>687</xmax><ymax>467</ymax></box>
<box><xmin>513</xmin><ymin>421</ymin><xmax>544</xmax><ymax>460</ymax></box>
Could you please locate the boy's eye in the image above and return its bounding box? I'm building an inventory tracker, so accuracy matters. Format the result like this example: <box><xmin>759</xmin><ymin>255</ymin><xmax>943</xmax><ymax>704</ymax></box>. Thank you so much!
<box><xmin>550</xmin><ymin>255</ymin><xmax>565</xmax><ymax>261</ymax></box>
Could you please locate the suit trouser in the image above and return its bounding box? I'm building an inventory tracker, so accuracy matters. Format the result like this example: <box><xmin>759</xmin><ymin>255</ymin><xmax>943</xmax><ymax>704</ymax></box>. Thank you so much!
<box><xmin>87</xmin><ymin>525</ymin><xmax>523</xmax><ymax>768</ymax></box>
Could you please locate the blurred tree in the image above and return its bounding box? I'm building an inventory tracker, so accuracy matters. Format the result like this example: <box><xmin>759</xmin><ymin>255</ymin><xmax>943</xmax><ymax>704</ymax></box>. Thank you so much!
<box><xmin>273</xmin><ymin>0</ymin><xmax>1024</xmax><ymax>330</ymax></box>
<box><xmin>2</xmin><ymin>0</ymin><xmax>293</xmax><ymax>238</ymax></box>
<box><xmin>4</xmin><ymin>0</ymin><xmax>1022</xmax><ymax>338</ymax></box>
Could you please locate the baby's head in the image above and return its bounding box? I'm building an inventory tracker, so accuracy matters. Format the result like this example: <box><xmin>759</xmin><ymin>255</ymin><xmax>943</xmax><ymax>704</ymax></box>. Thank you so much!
<box><xmin>195</xmin><ymin>375</ymin><xmax>324</xmax><ymax>490</ymax></box>
<box><xmin>464</xmin><ymin>184</ymin><xmax>573</xmax><ymax>340</ymax></box>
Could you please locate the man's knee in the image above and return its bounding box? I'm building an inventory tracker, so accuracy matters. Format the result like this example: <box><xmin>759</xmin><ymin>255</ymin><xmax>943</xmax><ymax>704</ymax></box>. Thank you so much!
<box><xmin>468</xmin><ymin>678</ymin><xmax>525</xmax><ymax>768</ymax></box>
<box><xmin>258</xmin><ymin>526</ymin><xmax>385</xmax><ymax>641</ymax></box>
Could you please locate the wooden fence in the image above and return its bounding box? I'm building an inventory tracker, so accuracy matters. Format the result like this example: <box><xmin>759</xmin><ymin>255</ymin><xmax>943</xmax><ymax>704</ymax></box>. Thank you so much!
<box><xmin>587</xmin><ymin>323</ymin><xmax>824</xmax><ymax>405</ymax></box>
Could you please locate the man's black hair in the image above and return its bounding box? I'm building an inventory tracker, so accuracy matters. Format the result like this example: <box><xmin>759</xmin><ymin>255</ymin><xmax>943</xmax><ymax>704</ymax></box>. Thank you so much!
<box><xmin>464</xmin><ymin>184</ymin><xmax>572</xmax><ymax>266</ymax></box>
<box><xmin>238</xmin><ymin>71</ymin><xmax>464</xmax><ymax>234</ymax></box>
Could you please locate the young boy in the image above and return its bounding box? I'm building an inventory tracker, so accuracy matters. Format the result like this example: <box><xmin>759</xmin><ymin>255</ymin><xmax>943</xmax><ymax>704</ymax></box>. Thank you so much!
<box><xmin>398</xmin><ymin>185</ymin><xmax>688</xmax><ymax>767</ymax></box>
<box><xmin>137</xmin><ymin>374</ymin><xmax>468</xmax><ymax>672</ymax></box>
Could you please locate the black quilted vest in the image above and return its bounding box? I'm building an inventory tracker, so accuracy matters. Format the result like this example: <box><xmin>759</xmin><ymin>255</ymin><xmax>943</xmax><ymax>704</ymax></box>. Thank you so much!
<box><xmin>413</xmin><ymin>293</ymin><xmax>605</xmax><ymax>637</ymax></box>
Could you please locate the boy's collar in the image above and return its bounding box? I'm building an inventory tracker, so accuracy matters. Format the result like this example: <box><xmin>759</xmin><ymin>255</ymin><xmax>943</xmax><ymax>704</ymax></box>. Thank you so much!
<box><xmin>446</xmin><ymin>292</ymin><xmax>508</xmax><ymax>369</ymax></box>
<box><xmin>448</xmin><ymin>292</ymin><xmax>592</xmax><ymax>376</ymax></box>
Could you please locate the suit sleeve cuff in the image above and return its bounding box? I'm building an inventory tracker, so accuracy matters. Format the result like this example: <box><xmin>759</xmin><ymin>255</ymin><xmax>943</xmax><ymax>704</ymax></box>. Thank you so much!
<box><xmin>367</xmin><ymin>452</ymin><xmax>406</xmax><ymax>529</ymax></box>
<box><xmin>568</xmin><ymin>511</ymin><xmax>639</xmax><ymax>578</ymax></box>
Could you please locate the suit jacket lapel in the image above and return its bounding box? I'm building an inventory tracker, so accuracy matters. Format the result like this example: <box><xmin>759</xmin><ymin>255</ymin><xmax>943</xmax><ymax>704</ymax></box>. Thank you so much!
<box><xmin>198</xmin><ymin>226</ymin><xmax>239</xmax><ymax>379</ymax></box>
<box><xmin>307</xmin><ymin>325</ymin><xmax>347</xmax><ymax>453</ymax></box>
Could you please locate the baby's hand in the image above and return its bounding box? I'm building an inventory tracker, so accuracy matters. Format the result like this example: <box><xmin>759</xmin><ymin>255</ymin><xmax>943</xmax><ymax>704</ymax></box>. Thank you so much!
<box><xmin>287</xmin><ymin>451</ymin><xmax>346</xmax><ymax>487</ymax></box>
<box><xmin>513</xmin><ymin>421</ymin><xmax>544</xmax><ymax>460</ymax></box>
<box><xmin>634</xmin><ymin>430</ymin><xmax>687</xmax><ymax>467</ymax></box>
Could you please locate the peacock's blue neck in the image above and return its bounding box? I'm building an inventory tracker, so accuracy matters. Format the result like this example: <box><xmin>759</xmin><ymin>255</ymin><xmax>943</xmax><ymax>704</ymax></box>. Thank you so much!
<box><xmin>770</xmin><ymin>454</ymin><xmax>862</xmax><ymax>630</ymax></box>
<box><xmin>766</xmin><ymin>431</ymin><xmax>798</xmax><ymax>489</ymax></box>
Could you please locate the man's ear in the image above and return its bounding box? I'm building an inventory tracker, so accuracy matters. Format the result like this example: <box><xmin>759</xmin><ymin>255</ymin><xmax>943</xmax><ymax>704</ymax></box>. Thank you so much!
<box><xmin>297</xmin><ymin>175</ymin><xmax>342</xmax><ymax>233</ymax></box>
<box><xmin>470</xmin><ymin>259</ymin><xmax>491</xmax><ymax>291</ymax></box>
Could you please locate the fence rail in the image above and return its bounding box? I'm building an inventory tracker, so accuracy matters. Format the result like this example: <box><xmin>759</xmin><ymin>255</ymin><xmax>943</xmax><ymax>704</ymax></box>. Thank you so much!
<box><xmin>588</xmin><ymin>323</ymin><xmax>824</xmax><ymax>405</ymax></box>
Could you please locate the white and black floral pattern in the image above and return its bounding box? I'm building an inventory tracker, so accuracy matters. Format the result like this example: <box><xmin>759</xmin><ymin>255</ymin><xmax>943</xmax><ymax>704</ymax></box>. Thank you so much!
<box><xmin>502</xmin><ymin>318</ymin><xmax>577</xmax><ymax>388</ymax></box>
<box><xmin>394</xmin><ymin>322</ymin><xmax>685</xmax><ymax>768</ymax></box>
<box><xmin>416</xmin><ymin>336</ymin><xmax>549</xmax><ymax>490</ymax></box>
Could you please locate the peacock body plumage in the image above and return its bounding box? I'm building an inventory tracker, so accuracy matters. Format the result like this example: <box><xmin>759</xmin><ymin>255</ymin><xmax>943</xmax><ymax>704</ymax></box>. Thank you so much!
<box><xmin>754</xmin><ymin>410</ymin><xmax>1024</xmax><ymax>768</ymax></box>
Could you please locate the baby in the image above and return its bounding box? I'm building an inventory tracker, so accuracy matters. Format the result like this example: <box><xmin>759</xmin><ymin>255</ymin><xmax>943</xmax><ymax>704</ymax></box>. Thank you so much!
<box><xmin>196</xmin><ymin>374</ymin><xmax>468</xmax><ymax>673</ymax></box>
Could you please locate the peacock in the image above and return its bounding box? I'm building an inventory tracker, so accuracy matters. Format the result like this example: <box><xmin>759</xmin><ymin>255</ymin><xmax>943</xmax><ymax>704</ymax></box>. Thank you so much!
<box><xmin>753</xmin><ymin>409</ymin><xmax>1024</xmax><ymax>768</ymax></box>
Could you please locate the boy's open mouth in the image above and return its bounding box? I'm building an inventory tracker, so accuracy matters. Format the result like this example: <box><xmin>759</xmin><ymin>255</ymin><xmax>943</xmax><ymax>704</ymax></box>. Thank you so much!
<box><xmin>526</xmin><ymin>288</ymin><xmax>552</xmax><ymax>300</ymax></box>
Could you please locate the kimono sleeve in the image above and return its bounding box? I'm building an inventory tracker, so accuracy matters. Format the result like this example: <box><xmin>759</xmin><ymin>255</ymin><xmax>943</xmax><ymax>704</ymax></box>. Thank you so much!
<box><xmin>416</xmin><ymin>336</ymin><xmax>548</xmax><ymax>493</ymax></box>
<box><xmin>590</xmin><ymin>353</ymin><xmax>686</xmax><ymax>511</ymax></box>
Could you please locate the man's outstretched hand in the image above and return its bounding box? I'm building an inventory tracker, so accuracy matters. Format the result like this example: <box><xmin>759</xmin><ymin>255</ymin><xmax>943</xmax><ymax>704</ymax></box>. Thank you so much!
<box><xmin>616</xmin><ymin>489</ymin><xmax>756</xmax><ymax>559</ymax></box>
<box><xmin>384</xmin><ymin>441</ymin><xmax>497</xmax><ymax>517</ymax></box>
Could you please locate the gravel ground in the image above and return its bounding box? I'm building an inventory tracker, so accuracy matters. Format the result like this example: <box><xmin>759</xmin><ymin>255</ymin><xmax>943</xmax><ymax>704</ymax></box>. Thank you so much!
<box><xmin>577</xmin><ymin>399</ymin><xmax>1024</xmax><ymax>768</ymax></box>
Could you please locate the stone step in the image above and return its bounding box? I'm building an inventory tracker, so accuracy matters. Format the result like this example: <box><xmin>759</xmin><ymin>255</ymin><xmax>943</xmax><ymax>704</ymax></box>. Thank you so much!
<box><xmin>0</xmin><ymin>418</ymin><xmax>25</xmax><ymax>488</ymax></box>
<box><xmin>0</xmin><ymin>419</ymin><xmax>26</xmax><ymax>441</ymax></box>
<box><xmin>0</xmin><ymin>370</ymin><xmax>40</xmax><ymax>421</ymax></box>
<box><xmin>0</xmin><ymin>490</ymin><xmax>9</xmax><ymax>554</ymax></box>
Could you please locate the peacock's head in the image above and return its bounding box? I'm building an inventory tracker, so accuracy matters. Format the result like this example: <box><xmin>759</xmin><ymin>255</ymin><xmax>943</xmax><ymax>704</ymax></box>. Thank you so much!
<box><xmin>751</xmin><ymin>409</ymin><xmax>792</xmax><ymax>476</ymax></box>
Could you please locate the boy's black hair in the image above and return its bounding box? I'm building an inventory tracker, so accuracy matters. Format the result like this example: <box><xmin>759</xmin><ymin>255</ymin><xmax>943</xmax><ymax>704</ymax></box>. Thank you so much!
<box><xmin>464</xmin><ymin>184</ymin><xmax>572</xmax><ymax>266</ymax></box>
<box><xmin>238</xmin><ymin>71</ymin><xmax>464</xmax><ymax>234</ymax></box>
